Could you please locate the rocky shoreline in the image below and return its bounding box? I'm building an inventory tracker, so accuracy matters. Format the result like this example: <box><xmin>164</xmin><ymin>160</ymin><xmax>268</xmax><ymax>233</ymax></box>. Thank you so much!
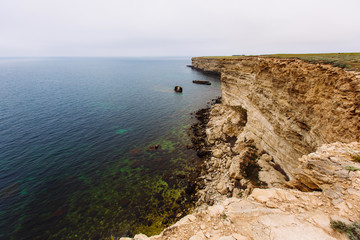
<box><xmin>125</xmin><ymin>102</ymin><xmax>360</xmax><ymax>240</ymax></box>
<box><xmin>125</xmin><ymin>101</ymin><xmax>360</xmax><ymax>240</ymax></box>
<box><xmin>120</xmin><ymin>57</ymin><xmax>360</xmax><ymax>240</ymax></box>
<box><xmin>188</xmin><ymin>97</ymin><xmax>222</xmax><ymax>205</ymax></box>
<box><xmin>189</xmin><ymin>100</ymin><xmax>294</xmax><ymax>207</ymax></box>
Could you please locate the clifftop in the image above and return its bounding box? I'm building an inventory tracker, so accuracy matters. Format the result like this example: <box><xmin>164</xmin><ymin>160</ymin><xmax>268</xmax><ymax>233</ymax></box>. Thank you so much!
<box><xmin>192</xmin><ymin>52</ymin><xmax>360</xmax><ymax>72</ymax></box>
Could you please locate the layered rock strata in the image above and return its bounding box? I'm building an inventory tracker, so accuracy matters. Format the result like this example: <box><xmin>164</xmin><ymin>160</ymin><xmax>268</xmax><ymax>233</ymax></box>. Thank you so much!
<box><xmin>192</xmin><ymin>57</ymin><xmax>360</xmax><ymax>180</ymax></box>
<box><xmin>188</xmin><ymin>58</ymin><xmax>222</xmax><ymax>76</ymax></box>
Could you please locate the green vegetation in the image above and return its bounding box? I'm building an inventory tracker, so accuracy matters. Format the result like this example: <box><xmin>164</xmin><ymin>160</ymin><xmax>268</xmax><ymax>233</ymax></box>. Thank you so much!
<box><xmin>349</xmin><ymin>152</ymin><xmax>360</xmax><ymax>163</ymax></box>
<box><xmin>12</xmin><ymin>124</ymin><xmax>202</xmax><ymax>240</ymax></box>
<box><xmin>263</xmin><ymin>53</ymin><xmax>360</xmax><ymax>71</ymax></box>
<box><xmin>330</xmin><ymin>220</ymin><xmax>360</xmax><ymax>240</ymax></box>
<box><xmin>346</xmin><ymin>165</ymin><xmax>360</xmax><ymax>174</ymax></box>
<box><xmin>199</xmin><ymin>52</ymin><xmax>360</xmax><ymax>71</ymax></box>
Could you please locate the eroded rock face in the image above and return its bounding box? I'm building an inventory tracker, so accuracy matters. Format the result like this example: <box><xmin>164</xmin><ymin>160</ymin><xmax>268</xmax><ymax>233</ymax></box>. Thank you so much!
<box><xmin>191</xmin><ymin>57</ymin><xmax>223</xmax><ymax>76</ymax></box>
<box><xmin>193</xmin><ymin>57</ymin><xmax>360</xmax><ymax>179</ymax></box>
<box><xmin>194</xmin><ymin>104</ymin><xmax>270</xmax><ymax>206</ymax></box>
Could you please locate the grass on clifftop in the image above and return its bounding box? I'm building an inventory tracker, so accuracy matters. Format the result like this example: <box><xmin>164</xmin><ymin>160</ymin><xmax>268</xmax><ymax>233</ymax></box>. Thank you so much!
<box><xmin>263</xmin><ymin>53</ymin><xmax>360</xmax><ymax>71</ymax></box>
<box><xmin>200</xmin><ymin>53</ymin><xmax>360</xmax><ymax>71</ymax></box>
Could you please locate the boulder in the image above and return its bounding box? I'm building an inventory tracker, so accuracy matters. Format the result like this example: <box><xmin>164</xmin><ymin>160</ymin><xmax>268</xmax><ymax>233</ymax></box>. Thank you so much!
<box><xmin>212</xmin><ymin>148</ymin><xmax>223</xmax><ymax>158</ymax></box>
<box><xmin>217</xmin><ymin>178</ymin><xmax>228</xmax><ymax>195</ymax></box>
<box><xmin>174</xmin><ymin>86</ymin><xmax>183</xmax><ymax>92</ymax></box>
<box><xmin>134</xmin><ymin>234</ymin><xmax>149</xmax><ymax>240</ymax></box>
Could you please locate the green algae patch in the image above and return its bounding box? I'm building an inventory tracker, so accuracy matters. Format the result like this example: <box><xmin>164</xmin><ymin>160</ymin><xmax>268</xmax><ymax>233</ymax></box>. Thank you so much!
<box><xmin>27</xmin><ymin>126</ymin><xmax>202</xmax><ymax>240</ymax></box>
<box><xmin>115</xmin><ymin>128</ymin><xmax>131</xmax><ymax>135</ymax></box>
<box><xmin>155</xmin><ymin>139</ymin><xmax>175</xmax><ymax>152</ymax></box>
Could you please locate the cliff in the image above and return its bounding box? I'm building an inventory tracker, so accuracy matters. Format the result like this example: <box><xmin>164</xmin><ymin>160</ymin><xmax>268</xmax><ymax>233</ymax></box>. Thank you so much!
<box><xmin>126</xmin><ymin>57</ymin><xmax>360</xmax><ymax>240</ymax></box>
<box><xmin>192</xmin><ymin>56</ymin><xmax>360</xmax><ymax>180</ymax></box>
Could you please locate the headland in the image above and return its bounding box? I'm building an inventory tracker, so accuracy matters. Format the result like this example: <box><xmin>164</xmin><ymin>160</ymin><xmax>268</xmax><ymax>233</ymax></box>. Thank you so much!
<box><xmin>128</xmin><ymin>54</ymin><xmax>360</xmax><ymax>240</ymax></box>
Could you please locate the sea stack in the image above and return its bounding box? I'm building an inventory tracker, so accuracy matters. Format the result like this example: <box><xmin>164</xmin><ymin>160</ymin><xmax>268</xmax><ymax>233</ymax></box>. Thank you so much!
<box><xmin>174</xmin><ymin>86</ymin><xmax>182</xmax><ymax>93</ymax></box>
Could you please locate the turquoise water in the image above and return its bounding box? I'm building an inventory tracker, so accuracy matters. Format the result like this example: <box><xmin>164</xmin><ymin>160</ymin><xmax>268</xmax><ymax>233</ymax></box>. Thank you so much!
<box><xmin>0</xmin><ymin>57</ymin><xmax>221</xmax><ymax>239</ymax></box>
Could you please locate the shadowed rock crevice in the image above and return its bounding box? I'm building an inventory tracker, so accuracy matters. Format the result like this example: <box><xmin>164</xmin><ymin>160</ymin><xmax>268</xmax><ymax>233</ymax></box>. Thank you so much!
<box><xmin>230</xmin><ymin>105</ymin><xmax>247</xmax><ymax>127</ymax></box>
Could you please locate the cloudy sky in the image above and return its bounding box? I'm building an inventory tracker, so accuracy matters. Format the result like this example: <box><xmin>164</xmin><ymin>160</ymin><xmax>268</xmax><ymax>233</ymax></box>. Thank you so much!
<box><xmin>0</xmin><ymin>0</ymin><xmax>359</xmax><ymax>57</ymax></box>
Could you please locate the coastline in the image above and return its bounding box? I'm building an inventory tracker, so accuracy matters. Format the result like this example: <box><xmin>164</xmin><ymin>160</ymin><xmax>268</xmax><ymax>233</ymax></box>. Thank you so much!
<box><xmin>131</xmin><ymin>102</ymin><xmax>360</xmax><ymax>240</ymax></box>
<box><xmin>125</xmin><ymin>56</ymin><xmax>360</xmax><ymax>240</ymax></box>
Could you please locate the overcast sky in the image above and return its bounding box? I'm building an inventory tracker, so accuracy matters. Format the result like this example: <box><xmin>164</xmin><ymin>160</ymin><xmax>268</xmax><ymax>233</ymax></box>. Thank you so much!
<box><xmin>0</xmin><ymin>0</ymin><xmax>359</xmax><ymax>57</ymax></box>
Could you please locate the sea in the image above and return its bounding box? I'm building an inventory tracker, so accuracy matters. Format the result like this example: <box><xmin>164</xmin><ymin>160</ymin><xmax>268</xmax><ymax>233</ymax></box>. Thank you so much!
<box><xmin>0</xmin><ymin>57</ymin><xmax>221</xmax><ymax>239</ymax></box>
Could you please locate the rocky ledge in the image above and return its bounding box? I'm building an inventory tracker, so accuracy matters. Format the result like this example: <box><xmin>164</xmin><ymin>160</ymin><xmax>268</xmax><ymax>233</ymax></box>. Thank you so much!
<box><xmin>123</xmin><ymin>57</ymin><xmax>360</xmax><ymax>240</ymax></box>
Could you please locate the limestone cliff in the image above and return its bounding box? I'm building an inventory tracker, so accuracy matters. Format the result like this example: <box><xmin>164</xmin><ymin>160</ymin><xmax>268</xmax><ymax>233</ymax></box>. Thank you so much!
<box><xmin>191</xmin><ymin>57</ymin><xmax>223</xmax><ymax>75</ymax></box>
<box><xmin>192</xmin><ymin>57</ymin><xmax>360</xmax><ymax>179</ymax></box>
<box><xmin>126</xmin><ymin>57</ymin><xmax>360</xmax><ymax>240</ymax></box>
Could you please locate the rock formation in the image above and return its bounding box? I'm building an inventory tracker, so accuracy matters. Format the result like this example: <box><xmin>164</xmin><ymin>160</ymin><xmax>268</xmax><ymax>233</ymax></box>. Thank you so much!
<box><xmin>193</xmin><ymin>80</ymin><xmax>212</xmax><ymax>85</ymax></box>
<box><xmin>192</xmin><ymin>56</ymin><xmax>360</xmax><ymax>179</ymax></box>
<box><xmin>174</xmin><ymin>86</ymin><xmax>183</xmax><ymax>92</ymax></box>
<box><xmin>125</xmin><ymin>57</ymin><xmax>360</xmax><ymax>240</ymax></box>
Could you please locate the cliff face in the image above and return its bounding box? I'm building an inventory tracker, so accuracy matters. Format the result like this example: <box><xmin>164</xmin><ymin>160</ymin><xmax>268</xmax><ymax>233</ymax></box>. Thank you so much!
<box><xmin>191</xmin><ymin>57</ymin><xmax>223</xmax><ymax>74</ymax></box>
<box><xmin>130</xmin><ymin>57</ymin><xmax>360</xmax><ymax>240</ymax></box>
<box><xmin>192</xmin><ymin>57</ymin><xmax>360</xmax><ymax>178</ymax></box>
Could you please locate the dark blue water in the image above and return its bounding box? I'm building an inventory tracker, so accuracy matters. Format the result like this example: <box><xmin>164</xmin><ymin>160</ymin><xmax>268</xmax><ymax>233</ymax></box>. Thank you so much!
<box><xmin>0</xmin><ymin>57</ymin><xmax>221</xmax><ymax>239</ymax></box>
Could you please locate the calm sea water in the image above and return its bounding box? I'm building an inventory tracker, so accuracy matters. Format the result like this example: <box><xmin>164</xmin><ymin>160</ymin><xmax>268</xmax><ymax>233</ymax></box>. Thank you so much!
<box><xmin>0</xmin><ymin>57</ymin><xmax>221</xmax><ymax>239</ymax></box>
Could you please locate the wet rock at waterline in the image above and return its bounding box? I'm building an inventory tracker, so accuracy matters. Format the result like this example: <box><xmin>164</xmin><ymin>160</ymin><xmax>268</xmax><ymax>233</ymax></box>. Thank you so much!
<box><xmin>146</xmin><ymin>144</ymin><xmax>161</xmax><ymax>152</ymax></box>
<box><xmin>192</xmin><ymin>80</ymin><xmax>211</xmax><ymax>85</ymax></box>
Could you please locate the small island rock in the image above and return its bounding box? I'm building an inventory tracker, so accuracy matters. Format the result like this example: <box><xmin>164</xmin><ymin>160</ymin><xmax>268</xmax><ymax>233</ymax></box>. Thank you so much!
<box><xmin>174</xmin><ymin>86</ymin><xmax>183</xmax><ymax>92</ymax></box>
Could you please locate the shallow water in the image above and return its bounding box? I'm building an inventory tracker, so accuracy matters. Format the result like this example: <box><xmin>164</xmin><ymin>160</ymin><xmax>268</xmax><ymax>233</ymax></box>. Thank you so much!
<box><xmin>0</xmin><ymin>57</ymin><xmax>221</xmax><ymax>239</ymax></box>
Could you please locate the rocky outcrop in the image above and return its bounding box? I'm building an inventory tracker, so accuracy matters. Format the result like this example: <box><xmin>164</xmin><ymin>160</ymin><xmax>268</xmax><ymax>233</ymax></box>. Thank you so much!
<box><xmin>174</xmin><ymin>86</ymin><xmax>183</xmax><ymax>92</ymax></box>
<box><xmin>192</xmin><ymin>57</ymin><xmax>360</xmax><ymax>179</ymax></box>
<box><xmin>190</xmin><ymin>58</ymin><xmax>223</xmax><ymax>76</ymax></box>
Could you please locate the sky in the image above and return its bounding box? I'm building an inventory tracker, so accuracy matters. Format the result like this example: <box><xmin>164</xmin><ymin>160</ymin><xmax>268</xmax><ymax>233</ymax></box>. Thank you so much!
<box><xmin>0</xmin><ymin>0</ymin><xmax>359</xmax><ymax>57</ymax></box>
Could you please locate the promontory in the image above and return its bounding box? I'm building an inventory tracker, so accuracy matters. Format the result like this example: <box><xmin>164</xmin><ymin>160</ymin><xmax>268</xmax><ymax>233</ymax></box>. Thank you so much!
<box><xmin>128</xmin><ymin>54</ymin><xmax>360</xmax><ymax>240</ymax></box>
